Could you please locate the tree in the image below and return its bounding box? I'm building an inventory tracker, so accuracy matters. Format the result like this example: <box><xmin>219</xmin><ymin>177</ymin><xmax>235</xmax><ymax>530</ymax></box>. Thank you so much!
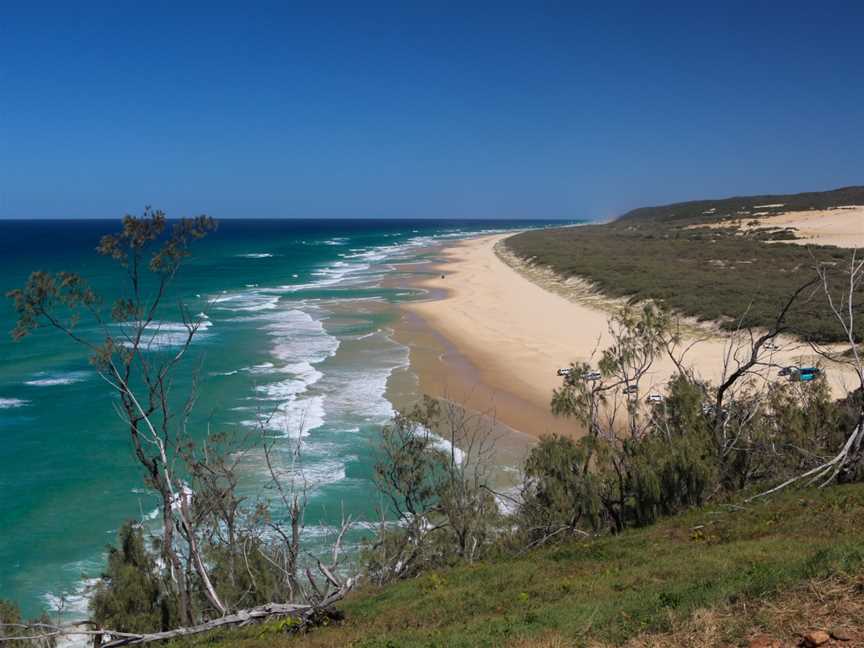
<box><xmin>0</xmin><ymin>600</ymin><xmax>55</xmax><ymax>648</ymax></box>
<box><xmin>753</xmin><ymin>250</ymin><xmax>864</xmax><ymax>497</ymax></box>
<box><xmin>91</xmin><ymin>523</ymin><xmax>176</xmax><ymax>634</ymax></box>
<box><xmin>366</xmin><ymin>397</ymin><xmax>499</xmax><ymax>583</ymax></box>
<box><xmin>9</xmin><ymin>209</ymin><xmax>223</xmax><ymax>622</ymax></box>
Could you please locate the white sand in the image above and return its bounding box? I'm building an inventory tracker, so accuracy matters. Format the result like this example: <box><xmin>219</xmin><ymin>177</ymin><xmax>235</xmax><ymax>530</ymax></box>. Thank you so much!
<box><xmin>755</xmin><ymin>206</ymin><xmax>864</xmax><ymax>248</ymax></box>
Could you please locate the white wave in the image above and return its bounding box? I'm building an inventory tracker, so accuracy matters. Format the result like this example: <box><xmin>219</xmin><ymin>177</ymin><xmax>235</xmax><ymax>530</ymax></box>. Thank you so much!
<box><xmin>276</xmin><ymin>270</ymin><xmax>364</xmax><ymax>292</ymax></box>
<box><xmin>324</xmin><ymin>368</ymin><xmax>396</xmax><ymax>422</ymax></box>
<box><xmin>316</xmin><ymin>332</ymin><xmax>408</xmax><ymax>426</ymax></box>
<box><xmin>430</xmin><ymin>432</ymin><xmax>466</xmax><ymax>465</ymax></box>
<box><xmin>255</xmin><ymin>367</ymin><xmax>323</xmax><ymax>400</ymax></box>
<box><xmin>262</xmin><ymin>309</ymin><xmax>341</xmax><ymax>365</ymax></box>
<box><xmin>341</xmin><ymin>248</ymin><xmax>390</xmax><ymax>262</ymax></box>
<box><xmin>243</xmin><ymin>394</ymin><xmax>326</xmax><ymax>437</ymax></box>
<box><xmin>344</xmin><ymin>330</ymin><xmax>379</xmax><ymax>341</ymax></box>
<box><xmin>301</xmin><ymin>458</ymin><xmax>347</xmax><ymax>487</ymax></box>
<box><xmin>273</xmin><ymin>255</ymin><xmax>376</xmax><ymax>293</ymax></box>
<box><xmin>0</xmin><ymin>397</ymin><xmax>29</xmax><ymax>409</ymax></box>
<box><xmin>261</xmin><ymin>227</ymin><xmax>503</xmax><ymax>297</ymax></box>
<box><xmin>237</xmin><ymin>252</ymin><xmax>274</xmax><ymax>258</ymax></box>
<box><xmin>234</xmin><ymin>308</ymin><xmax>337</xmax><ymax>437</ymax></box>
<box><xmin>264</xmin><ymin>454</ymin><xmax>346</xmax><ymax>490</ymax></box>
<box><xmin>25</xmin><ymin>371</ymin><xmax>90</xmax><ymax>387</ymax></box>
<box><xmin>245</xmin><ymin>362</ymin><xmax>276</xmax><ymax>374</ymax></box>
<box><xmin>42</xmin><ymin>577</ymin><xmax>99</xmax><ymax>618</ymax></box>
<box><xmin>241</xmin><ymin>319</ymin><xmax>404</xmax><ymax>447</ymax></box>
<box><xmin>115</xmin><ymin>320</ymin><xmax>213</xmax><ymax>349</ymax></box>
<box><xmin>209</xmin><ymin>292</ymin><xmax>280</xmax><ymax>312</ymax></box>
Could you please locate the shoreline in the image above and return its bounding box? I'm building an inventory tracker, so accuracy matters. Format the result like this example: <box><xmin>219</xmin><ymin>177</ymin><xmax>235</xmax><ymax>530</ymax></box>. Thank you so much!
<box><xmin>390</xmin><ymin>232</ymin><xmax>584</xmax><ymax>440</ymax></box>
<box><xmin>391</xmin><ymin>232</ymin><xmax>861</xmax><ymax>441</ymax></box>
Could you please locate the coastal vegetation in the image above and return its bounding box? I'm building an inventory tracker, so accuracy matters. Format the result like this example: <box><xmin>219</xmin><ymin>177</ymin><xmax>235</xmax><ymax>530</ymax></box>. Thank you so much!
<box><xmin>3</xmin><ymin>197</ymin><xmax>864</xmax><ymax>647</ymax></box>
<box><xmin>505</xmin><ymin>186</ymin><xmax>864</xmax><ymax>342</ymax></box>
<box><xmin>159</xmin><ymin>483</ymin><xmax>864</xmax><ymax>647</ymax></box>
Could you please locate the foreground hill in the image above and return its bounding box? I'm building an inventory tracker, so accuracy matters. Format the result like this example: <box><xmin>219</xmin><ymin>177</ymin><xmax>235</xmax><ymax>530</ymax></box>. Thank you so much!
<box><xmin>168</xmin><ymin>485</ymin><xmax>864</xmax><ymax>647</ymax></box>
<box><xmin>505</xmin><ymin>186</ymin><xmax>864</xmax><ymax>342</ymax></box>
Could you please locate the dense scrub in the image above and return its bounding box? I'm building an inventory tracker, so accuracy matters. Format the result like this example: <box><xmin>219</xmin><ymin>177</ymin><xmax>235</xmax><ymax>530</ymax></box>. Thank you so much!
<box><xmin>505</xmin><ymin>219</ymin><xmax>864</xmax><ymax>342</ymax></box>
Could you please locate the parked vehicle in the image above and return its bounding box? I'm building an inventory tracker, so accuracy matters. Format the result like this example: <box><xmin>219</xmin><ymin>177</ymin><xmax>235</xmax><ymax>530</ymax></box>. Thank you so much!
<box><xmin>646</xmin><ymin>393</ymin><xmax>664</xmax><ymax>403</ymax></box>
<box><xmin>778</xmin><ymin>366</ymin><xmax>798</xmax><ymax>377</ymax></box>
<box><xmin>556</xmin><ymin>367</ymin><xmax>574</xmax><ymax>377</ymax></box>
<box><xmin>581</xmin><ymin>371</ymin><xmax>602</xmax><ymax>381</ymax></box>
<box><xmin>764</xmin><ymin>342</ymin><xmax>780</xmax><ymax>351</ymax></box>
<box><xmin>622</xmin><ymin>385</ymin><xmax>639</xmax><ymax>395</ymax></box>
<box><xmin>791</xmin><ymin>367</ymin><xmax>822</xmax><ymax>382</ymax></box>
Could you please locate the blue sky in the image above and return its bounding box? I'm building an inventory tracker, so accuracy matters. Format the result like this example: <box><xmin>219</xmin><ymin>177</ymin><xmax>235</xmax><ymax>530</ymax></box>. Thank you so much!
<box><xmin>1</xmin><ymin>1</ymin><xmax>862</xmax><ymax>220</ymax></box>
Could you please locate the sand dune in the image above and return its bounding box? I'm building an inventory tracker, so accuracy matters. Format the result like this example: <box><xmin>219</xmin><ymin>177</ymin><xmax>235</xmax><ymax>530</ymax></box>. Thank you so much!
<box><xmin>401</xmin><ymin>233</ymin><xmax>860</xmax><ymax>439</ymax></box>
<box><xmin>755</xmin><ymin>206</ymin><xmax>864</xmax><ymax>248</ymax></box>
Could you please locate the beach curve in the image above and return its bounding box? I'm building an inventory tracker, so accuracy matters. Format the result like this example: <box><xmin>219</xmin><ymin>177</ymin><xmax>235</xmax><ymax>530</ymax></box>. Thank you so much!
<box><xmin>396</xmin><ymin>232</ymin><xmax>860</xmax><ymax>439</ymax></box>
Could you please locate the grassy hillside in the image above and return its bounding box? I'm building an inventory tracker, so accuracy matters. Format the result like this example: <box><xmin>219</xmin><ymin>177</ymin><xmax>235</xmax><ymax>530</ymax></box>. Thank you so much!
<box><xmin>505</xmin><ymin>187</ymin><xmax>864</xmax><ymax>342</ymax></box>
<box><xmin>167</xmin><ymin>484</ymin><xmax>864</xmax><ymax>647</ymax></box>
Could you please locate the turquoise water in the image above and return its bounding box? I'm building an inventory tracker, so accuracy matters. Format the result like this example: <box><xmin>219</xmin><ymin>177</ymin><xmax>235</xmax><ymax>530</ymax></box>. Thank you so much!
<box><xmin>0</xmin><ymin>218</ymin><xmax>571</xmax><ymax>616</ymax></box>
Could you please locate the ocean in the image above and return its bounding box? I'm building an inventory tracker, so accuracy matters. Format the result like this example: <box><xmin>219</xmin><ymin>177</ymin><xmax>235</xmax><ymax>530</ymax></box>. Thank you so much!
<box><xmin>0</xmin><ymin>218</ymin><xmax>571</xmax><ymax>617</ymax></box>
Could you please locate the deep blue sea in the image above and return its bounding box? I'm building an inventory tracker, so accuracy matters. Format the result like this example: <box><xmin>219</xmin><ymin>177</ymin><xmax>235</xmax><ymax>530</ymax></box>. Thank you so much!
<box><xmin>0</xmin><ymin>218</ymin><xmax>574</xmax><ymax>617</ymax></box>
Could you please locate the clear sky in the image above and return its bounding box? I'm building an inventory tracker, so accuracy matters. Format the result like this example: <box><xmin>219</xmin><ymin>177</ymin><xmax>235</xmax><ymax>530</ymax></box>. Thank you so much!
<box><xmin>1</xmin><ymin>1</ymin><xmax>862</xmax><ymax>220</ymax></box>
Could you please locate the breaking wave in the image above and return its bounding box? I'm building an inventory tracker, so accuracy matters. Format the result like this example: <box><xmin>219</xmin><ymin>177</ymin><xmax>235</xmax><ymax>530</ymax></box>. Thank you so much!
<box><xmin>0</xmin><ymin>397</ymin><xmax>29</xmax><ymax>409</ymax></box>
<box><xmin>24</xmin><ymin>371</ymin><xmax>90</xmax><ymax>387</ymax></box>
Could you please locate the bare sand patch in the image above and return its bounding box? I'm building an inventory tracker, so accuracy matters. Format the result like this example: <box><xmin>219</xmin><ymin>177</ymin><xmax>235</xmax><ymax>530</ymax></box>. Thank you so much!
<box><xmin>754</xmin><ymin>206</ymin><xmax>864</xmax><ymax>248</ymax></box>
<box><xmin>692</xmin><ymin>206</ymin><xmax>863</xmax><ymax>248</ymax></box>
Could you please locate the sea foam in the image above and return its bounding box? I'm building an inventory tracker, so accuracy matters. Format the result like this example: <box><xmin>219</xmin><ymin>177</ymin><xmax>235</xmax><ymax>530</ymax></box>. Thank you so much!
<box><xmin>0</xmin><ymin>397</ymin><xmax>29</xmax><ymax>409</ymax></box>
<box><xmin>114</xmin><ymin>319</ymin><xmax>213</xmax><ymax>349</ymax></box>
<box><xmin>24</xmin><ymin>371</ymin><xmax>90</xmax><ymax>387</ymax></box>
<box><xmin>209</xmin><ymin>292</ymin><xmax>280</xmax><ymax>312</ymax></box>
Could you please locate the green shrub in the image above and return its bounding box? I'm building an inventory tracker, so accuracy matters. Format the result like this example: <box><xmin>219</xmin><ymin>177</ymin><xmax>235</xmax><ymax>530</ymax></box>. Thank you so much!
<box><xmin>0</xmin><ymin>600</ymin><xmax>55</xmax><ymax>648</ymax></box>
<box><xmin>90</xmin><ymin>522</ymin><xmax>177</xmax><ymax>633</ymax></box>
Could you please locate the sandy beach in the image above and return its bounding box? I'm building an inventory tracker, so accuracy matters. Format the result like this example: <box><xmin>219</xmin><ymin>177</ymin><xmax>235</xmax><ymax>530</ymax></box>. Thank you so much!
<box><xmin>396</xmin><ymin>232</ymin><xmax>861</xmax><ymax>439</ymax></box>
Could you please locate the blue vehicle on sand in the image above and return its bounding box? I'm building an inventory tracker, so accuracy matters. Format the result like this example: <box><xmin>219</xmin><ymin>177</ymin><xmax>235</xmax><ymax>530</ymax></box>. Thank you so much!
<box><xmin>790</xmin><ymin>367</ymin><xmax>821</xmax><ymax>382</ymax></box>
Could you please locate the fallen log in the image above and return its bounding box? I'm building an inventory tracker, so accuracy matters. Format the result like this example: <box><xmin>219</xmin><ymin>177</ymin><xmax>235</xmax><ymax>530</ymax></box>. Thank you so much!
<box><xmin>98</xmin><ymin>593</ymin><xmax>345</xmax><ymax>647</ymax></box>
<box><xmin>0</xmin><ymin>590</ymin><xmax>348</xmax><ymax>647</ymax></box>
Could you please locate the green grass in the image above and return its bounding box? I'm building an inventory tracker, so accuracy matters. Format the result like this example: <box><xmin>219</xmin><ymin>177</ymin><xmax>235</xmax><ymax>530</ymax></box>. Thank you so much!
<box><xmin>166</xmin><ymin>484</ymin><xmax>864</xmax><ymax>647</ymax></box>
